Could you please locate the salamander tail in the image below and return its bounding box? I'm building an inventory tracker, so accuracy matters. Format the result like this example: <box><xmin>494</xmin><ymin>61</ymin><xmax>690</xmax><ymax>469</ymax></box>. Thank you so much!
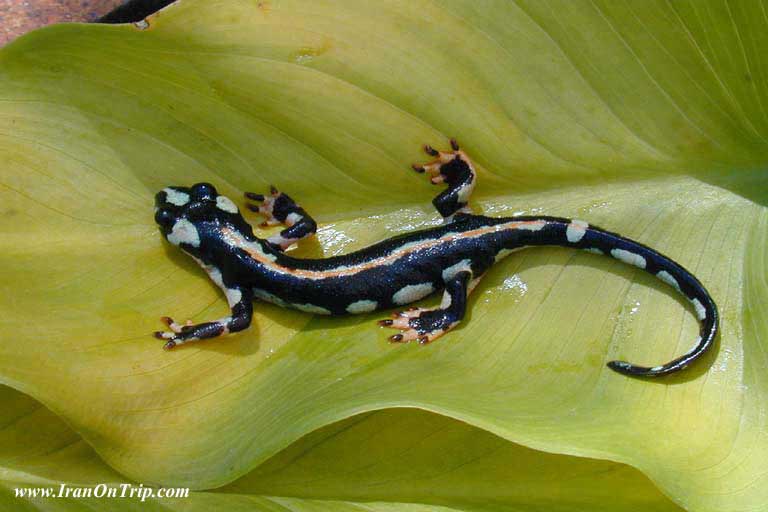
<box><xmin>560</xmin><ymin>219</ymin><xmax>720</xmax><ymax>377</ymax></box>
<box><xmin>606</xmin><ymin>300</ymin><xmax>718</xmax><ymax>377</ymax></box>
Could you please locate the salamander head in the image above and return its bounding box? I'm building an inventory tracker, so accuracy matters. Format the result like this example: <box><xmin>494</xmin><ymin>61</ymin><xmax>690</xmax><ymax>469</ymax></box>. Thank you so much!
<box><xmin>154</xmin><ymin>182</ymin><xmax>251</xmax><ymax>253</ymax></box>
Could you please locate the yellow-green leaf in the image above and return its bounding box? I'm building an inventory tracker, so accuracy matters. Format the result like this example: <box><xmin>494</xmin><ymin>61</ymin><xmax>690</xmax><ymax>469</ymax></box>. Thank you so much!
<box><xmin>0</xmin><ymin>1</ymin><xmax>766</xmax><ymax>510</ymax></box>
<box><xmin>0</xmin><ymin>385</ymin><xmax>681</xmax><ymax>511</ymax></box>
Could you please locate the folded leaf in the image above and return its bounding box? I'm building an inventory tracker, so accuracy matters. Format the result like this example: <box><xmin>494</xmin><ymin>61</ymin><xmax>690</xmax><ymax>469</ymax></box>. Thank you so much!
<box><xmin>0</xmin><ymin>385</ymin><xmax>681</xmax><ymax>511</ymax></box>
<box><xmin>0</xmin><ymin>1</ymin><xmax>766</xmax><ymax>510</ymax></box>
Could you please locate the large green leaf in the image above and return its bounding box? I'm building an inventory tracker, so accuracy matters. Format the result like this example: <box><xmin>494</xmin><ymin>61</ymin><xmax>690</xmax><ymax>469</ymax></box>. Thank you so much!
<box><xmin>0</xmin><ymin>1</ymin><xmax>766</xmax><ymax>510</ymax></box>
<box><xmin>0</xmin><ymin>385</ymin><xmax>681</xmax><ymax>511</ymax></box>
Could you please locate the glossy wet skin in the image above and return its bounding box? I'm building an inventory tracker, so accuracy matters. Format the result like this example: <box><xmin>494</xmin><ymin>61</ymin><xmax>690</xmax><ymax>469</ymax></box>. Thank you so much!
<box><xmin>154</xmin><ymin>182</ymin><xmax>257</xmax><ymax>256</ymax></box>
<box><xmin>151</xmin><ymin>141</ymin><xmax>718</xmax><ymax>377</ymax></box>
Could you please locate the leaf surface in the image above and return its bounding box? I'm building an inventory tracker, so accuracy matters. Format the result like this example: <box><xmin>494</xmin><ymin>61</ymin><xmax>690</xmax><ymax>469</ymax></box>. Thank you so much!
<box><xmin>0</xmin><ymin>1</ymin><xmax>766</xmax><ymax>510</ymax></box>
<box><xmin>0</xmin><ymin>386</ymin><xmax>681</xmax><ymax>511</ymax></box>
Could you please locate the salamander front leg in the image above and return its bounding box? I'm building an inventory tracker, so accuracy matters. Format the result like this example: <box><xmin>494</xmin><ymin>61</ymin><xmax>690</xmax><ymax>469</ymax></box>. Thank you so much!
<box><xmin>411</xmin><ymin>138</ymin><xmax>477</xmax><ymax>220</ymax></box>
<box><xmin>379</xmin><ymin>271</ymin><xmax>473</xmax><ymax>344</ymax></box>
<box><xmin>154</xmin><ymin>288</ymin><xmax>253</xmax><ymax>349</ymax></box>
<box><xmin>244</xmin><ymin>186</ymin><xmax>317</xmax><ymax>251</ymax></box>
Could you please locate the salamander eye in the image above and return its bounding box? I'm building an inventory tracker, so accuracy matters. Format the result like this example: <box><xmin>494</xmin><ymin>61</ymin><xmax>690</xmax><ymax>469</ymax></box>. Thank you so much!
<box><xmin>154</xmin><ymin>208</ymin><xmax>176</xmax><ymax>227</ymax></box>
<box><xmin>190</xmin><ymin>182</ymin><xmax>217</xmax><ymax>201</ymax></box>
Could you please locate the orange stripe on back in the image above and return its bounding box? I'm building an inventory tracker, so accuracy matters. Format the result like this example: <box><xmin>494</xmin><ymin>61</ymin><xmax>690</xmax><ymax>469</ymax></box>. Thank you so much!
<box><xmin>223</xmin><ymin>219</ymin><xmax>548</xmax><ymax>280</ymax></box>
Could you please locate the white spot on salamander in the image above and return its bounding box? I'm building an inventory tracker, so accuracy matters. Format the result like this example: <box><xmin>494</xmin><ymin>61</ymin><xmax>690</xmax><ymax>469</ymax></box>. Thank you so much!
<box><xmin>226</xmin><ymin>288</ymin><xmax>242</xmax><ymax>306</ymax></box>
<box><xmin>216</xmin><ymin>195</ymin><xmax>239</xmax><ymax>214</ymax></box>
<box><xmin>220</xmin><ymin>316</ymin><xmax>233</xmax><ymax>335</ymax></box>
<box><xmin>267</xmin><ymin>234</ymin><xmax>298</xmax><ymax>250</ymax></box>
<box><xmin>392</xmin><ymin>282</ymin><xmax>434</xmax><ymax>305</ymax></box>
<box><xmin>584</xmin><ymin>247</ymin><xmax>603</xmax><ymax>255</ymax></box>
<box><xmin>656</xmin><ymin>270</ymin><xmax>681</xmax><ymax>292</ymax></box>
<box><xmin>610</xmin><ymin>248</ymin><xmax>646</xmax><ymax>269</ymax></box>
<box><xmin>442</xmin><ymin>259</ymin><xmax>472</xmax><ymax>281</ymax></box>
<box><xmin>167</xmin><ymin>219</ymin><xmax>200</xmax><ymax>247</ymax></box>
<box><xmin>566</xmin><ymin>220</ymin><xmax>589</xmax><ymax>243</ymax></box>
<box><xmin>163</xmin><ymin>187</ymin><xmax>190</xmax><ymax>206</ymax></box>
<box><xmin>286</xmin><ymin>212</ymin><xmax>303</xmax><ymax>226</ymax></box>
<box><xmin>346</xmin><ymin>300</ymin><xmax>378</xmax><ymax>314</ymax></box>
<box><xmin>292</xmin><ymin>303</ymin><xmax>332</xmax><ymax>315</ymax></box>
<box><xmin>208</xmin><ymin>266</ymin><xmax>225</xmax><ymax>287</ymax></box>
<box><xmin>456</xmin><ymin>176</ymin><xmax>476</xmax><ymax>203</ymax></box>
<box><xmin>515</xmin><ymin>220</ymin><xmax>547</xmax><ymax>231</ymax></box>
<box><xmin>691</xmin><ymin>298</ymin><xmax>707</xmax><ymax>320</ymax></box>
<box><xmin>206</xmin><ymin>266</ymin><xmax>242</xmax><ymax>306</ymax></box>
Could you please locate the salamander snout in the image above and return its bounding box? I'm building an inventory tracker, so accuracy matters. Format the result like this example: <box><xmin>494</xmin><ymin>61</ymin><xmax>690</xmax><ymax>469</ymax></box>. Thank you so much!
<box><xmin>154</xmin><ymin>207</ymin><xmax>176</xmax><ymax>233</ymax></box>
<box><xmin>154</xmin><ymin>182</ymin><xmax>244</xmax><ymax>243</ymax></box>
<box><xmin>154</xmin><ymin>182</ymin><xmax>219</xmax><ymax>209</ymax></box>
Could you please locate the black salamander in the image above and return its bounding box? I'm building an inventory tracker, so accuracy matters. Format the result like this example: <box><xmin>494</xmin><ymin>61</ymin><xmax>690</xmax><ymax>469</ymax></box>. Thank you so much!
<box><xmin>153</xmin><ymin>139</ymin><xmax>718</xmax><ymax>377</ymax></box>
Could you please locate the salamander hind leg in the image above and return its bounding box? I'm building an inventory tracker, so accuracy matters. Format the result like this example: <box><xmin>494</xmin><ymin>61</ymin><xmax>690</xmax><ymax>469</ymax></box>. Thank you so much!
<box><xmin>410</xmin><ymin>138</ymin><xmax>477</xmax><ymax>220</ymax></box>
<box><xmin>244</xmin><ymin>186</ymin><xmax>318</xmax><ymax>251</ymax></box>
<box><xmin>379</xmin><ymin>270</ymin><xmax>472</xmax><ymax>344</ymax></box>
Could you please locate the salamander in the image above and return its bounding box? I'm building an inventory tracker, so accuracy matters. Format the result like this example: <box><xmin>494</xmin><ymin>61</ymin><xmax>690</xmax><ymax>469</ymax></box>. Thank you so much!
<box><xmin>153</xmin><ymin>139</ymin><xmax>718</xmax><ymax>377</ymax></box>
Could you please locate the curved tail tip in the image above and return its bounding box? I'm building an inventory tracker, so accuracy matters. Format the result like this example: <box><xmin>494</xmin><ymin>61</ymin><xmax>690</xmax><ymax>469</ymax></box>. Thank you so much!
<box><xmin>607</xmin><ymin>360</ymin><xmax>664</xmax><ymax>378</ymax></box>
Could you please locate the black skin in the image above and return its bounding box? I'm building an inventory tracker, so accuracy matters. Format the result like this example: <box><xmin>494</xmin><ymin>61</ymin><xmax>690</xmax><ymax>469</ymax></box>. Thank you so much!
<box><xmin>153</xmin><ymin>140</ymin><xmax>718</xmax><ymax>378</ymax></box>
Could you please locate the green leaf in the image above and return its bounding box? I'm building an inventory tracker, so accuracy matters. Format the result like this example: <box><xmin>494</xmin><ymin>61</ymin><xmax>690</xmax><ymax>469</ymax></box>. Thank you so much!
<box><xmin>0</xmin><ymin>1</ymin><xmax>766</xmax><ymax>510</ymax></box>
<box><xmin>0</xmin><ymin>385</ymin><xmax>681</xmax><ymax>511</ymax></box>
